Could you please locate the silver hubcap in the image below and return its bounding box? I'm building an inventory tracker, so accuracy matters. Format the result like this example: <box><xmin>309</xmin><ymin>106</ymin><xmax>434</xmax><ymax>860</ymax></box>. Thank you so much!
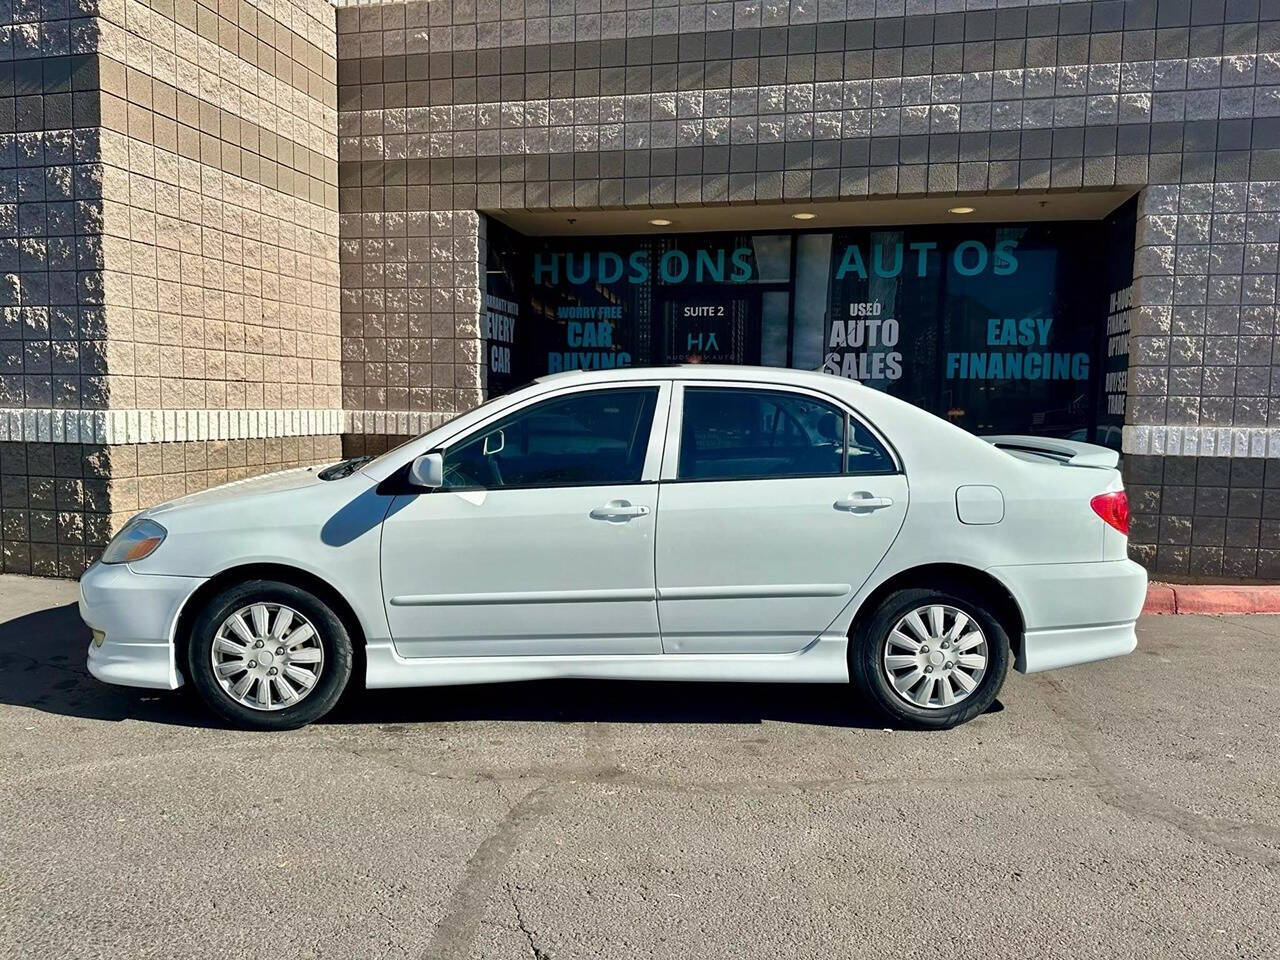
<box><xmin>211</xmin><ymin>603</ymin><xmax>324</xmax><ymax>712</ymax></box>
<box><xmin>883</xmin><ymin>604</ymin><xmax>988</xmax><ymax>710</ymax></box>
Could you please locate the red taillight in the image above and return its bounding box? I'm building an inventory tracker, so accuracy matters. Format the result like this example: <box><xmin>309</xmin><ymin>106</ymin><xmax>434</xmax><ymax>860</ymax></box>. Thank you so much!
<box><xmin>1090</xmin><ymin>490</ymin><xmax>1130</xmax><ymax>536</ymax></box>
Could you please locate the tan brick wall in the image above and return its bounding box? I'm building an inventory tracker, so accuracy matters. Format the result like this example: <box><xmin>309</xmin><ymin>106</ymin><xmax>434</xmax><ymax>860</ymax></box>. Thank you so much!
<box><xmin>94</xmin><ymin>0</ymin><xmax>341</xmax><ymax>412</ymax></box>
<box><xmin>1</xmin><ymin>0</ymin><xmax>345</xmax><ymax>576</ymax></box>
<box><xmin>340</xmin><ymin>431</ymin><xmax>410</xmax><ymax>458</ymax></box>
<box><xmin>337</xmin><ymin>205</ymin><xmax>484</xmax><ymax>417</ymax></box>
<box><xmin>104</xmin><ymin>432</ymin><xmax>341</xmax><ymax>542</ymax></box>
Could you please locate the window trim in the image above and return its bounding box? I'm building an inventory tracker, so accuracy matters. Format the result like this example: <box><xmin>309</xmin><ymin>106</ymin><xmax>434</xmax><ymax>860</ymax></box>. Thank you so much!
<box><xmin>661</xmin><ymin>381</ymin><xmax>902</xmax><ymax>483</ymax></box>
<box><xmin>434</xmin><ymin>381</ymin><xmax>672</xmax><ymax>492</ymax></box>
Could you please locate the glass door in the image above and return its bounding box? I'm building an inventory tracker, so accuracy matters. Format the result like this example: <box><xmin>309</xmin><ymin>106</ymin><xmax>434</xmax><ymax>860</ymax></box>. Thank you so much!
<box><xmin>652</xmin><ymin>283</ymin><xmax>759</xmax><ymax>365</ymax></box>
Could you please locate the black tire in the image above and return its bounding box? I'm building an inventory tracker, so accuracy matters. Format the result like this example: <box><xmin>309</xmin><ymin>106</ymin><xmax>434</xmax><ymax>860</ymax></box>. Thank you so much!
<box><xmin>850</xmin><ymin>586</ymin><xmax>1011</xmax><ymax>729</ymax></box>
<box><xmin>187</xmin><ymin>580</ymin><xmax>353</xmax><ymax>730</ymax></box>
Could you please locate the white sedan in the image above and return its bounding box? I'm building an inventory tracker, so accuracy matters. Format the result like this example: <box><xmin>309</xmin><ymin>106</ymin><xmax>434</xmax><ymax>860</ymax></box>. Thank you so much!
<box><xmin>80</xmin><ymin>367</ymin><xmax>1147</xmax><ymax>730</ymax></box>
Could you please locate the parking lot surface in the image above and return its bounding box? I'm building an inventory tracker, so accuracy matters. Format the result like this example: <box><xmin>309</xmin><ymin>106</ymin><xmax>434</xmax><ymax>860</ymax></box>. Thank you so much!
<box><xmin>1</xmin><ymin>574</ymin><xmax>1278</xmax><ymax>960</ymax></box>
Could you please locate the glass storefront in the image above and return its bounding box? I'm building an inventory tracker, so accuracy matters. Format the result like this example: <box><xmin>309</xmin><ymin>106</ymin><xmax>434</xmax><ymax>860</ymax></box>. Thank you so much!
<box><xmin>483</xmin><ymin>202</ymin><xmax>1137</xmax><ymax>445</ymax></box>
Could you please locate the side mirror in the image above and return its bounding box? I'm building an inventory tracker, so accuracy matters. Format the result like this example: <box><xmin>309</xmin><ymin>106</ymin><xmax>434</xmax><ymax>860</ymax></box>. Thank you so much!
<box><xmin>482</xmin><ymin>429</ymin><xmax>505</xmax><ymax>456</ymax></box>
<box><xmin>408</xmin><ymin>452</ymin><xmax>444</xmax><ymax>489</ymax></box>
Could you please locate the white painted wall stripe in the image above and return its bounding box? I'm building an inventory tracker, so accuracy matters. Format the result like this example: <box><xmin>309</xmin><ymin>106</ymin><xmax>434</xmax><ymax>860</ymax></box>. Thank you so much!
<box><xmin>0</xmin><ymin>409</ymin><xmax>347</xmax><ymax>445</ymax></box>
<box><xmin>3</xmin><ymin>409</ymin><xmax>1278</xmax><ymax>457</ymax></box>
<box><xmin>0</xmin><ymin>409</ymin><xmax>458</xmax><ymax>444</ymax></box>
<box><xmin>1122</xmin><ymin>425</ymin><xmax>1280</xmax><ymax>459</ymax></box>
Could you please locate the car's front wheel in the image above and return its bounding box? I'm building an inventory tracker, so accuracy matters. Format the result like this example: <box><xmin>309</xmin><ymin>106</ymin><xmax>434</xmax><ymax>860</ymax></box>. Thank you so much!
<box><xmin>850</xmin><ymin>586</ymin><xmax>1011</xmax><ymax>729</ymax></box>
<box><xmin>187</xmin><ymin>580</ymin><xmax>353</xmax><ymax>730</ymax></box>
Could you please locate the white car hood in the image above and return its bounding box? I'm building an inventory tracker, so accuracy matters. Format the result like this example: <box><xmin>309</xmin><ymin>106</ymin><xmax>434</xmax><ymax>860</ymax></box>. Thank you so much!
<box><xmin>143</xmin><ymin>465</ymin><xmax>329</xmax><ymax>517</ymax></box>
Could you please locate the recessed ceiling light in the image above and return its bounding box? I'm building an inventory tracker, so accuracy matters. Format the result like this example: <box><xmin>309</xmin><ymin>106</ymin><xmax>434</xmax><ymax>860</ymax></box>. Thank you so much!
<box><xmin>648</xmin><ymin>218</ymin><xmax>672</xmax><ymax>226</ymax></box>
<box><xmin>948</xmin><ymin>206</ymin><xmax>976</xmax><ymax>215</ymax></box>
<box><xmin>791</xmin><ymin>212</ymin><xmax>817</xmax><ymax>220</ymax></box>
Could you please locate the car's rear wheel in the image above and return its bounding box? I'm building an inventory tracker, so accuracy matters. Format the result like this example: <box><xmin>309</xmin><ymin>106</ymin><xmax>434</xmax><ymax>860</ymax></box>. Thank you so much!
<box><xmin>187</xmin><ymin>580</ymin><xmax>353</xmax><ymax>730</ymax></box>
<box><xmin>850</xmin><ymin>586</ymin><xmax>1010</xmax><ymax>729</ymax></box>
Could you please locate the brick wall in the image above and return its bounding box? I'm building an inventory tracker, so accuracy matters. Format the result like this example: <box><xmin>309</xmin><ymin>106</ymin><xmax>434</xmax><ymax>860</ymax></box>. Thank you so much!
<box><xmin>1126</xmin><ymin>452</ymin><xmax>1280</xmax><ymax>578</ymax></box>
<box><xmin>1</xmin><ymin>0</ymin><xmax>345</xmax><ymax>574</ymax></box>
<box><xmin>92</xmin><ymin>0</ymin><xmax>342</xmax><ymax>412</ymax></box>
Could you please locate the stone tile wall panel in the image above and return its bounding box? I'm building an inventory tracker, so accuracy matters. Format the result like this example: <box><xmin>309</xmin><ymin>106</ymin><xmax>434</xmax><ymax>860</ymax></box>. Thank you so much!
<box><xmin>1</xmin><ymin>0</ymin><xmax>344</xmax><ymax>574</ymax></box>
<box><xmin>1125</xmin><ymin>451</ymin><xmax>1280</xmax><ymax>578</ymax></box>
<box><xmin>0</xmin><ymin>439</ymin><xmax>112</xmax><ymax>576</ymax></box>
<box><xmin>93</xmin><ymin>0</ymin><xmax>342</xmax><ymax>414</ymax></box>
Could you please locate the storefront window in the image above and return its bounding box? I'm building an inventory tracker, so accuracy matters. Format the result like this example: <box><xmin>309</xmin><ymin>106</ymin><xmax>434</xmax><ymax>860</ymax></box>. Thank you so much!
<box><xmin>482</xmin><ymin>210</ymin><xmax>1136</xmax><ymax>442</ymax></box>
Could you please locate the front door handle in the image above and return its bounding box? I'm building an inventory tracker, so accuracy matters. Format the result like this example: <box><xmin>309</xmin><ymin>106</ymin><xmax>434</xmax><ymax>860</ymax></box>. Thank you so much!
<box><xmin>590</xmin><ymin>500</ymin><xmax>651</xmax><ymax>522</ymax></box>
<box><xmin>835</xmin><ymin>493</ymin><xmax>895</xmax><ymax>512</ymax></box>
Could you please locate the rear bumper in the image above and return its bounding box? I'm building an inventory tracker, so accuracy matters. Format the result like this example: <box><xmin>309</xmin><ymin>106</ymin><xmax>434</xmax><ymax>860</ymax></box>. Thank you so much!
<box><xmin>1016</xmin><ymin>622</ymin><xmax>1138</xmax><ymax>674</ymax></box>
<box><xmin>79</xmin><ymin>561</ymin><xmax>205</xmax><ymax>690</ymax></box>
<box><xmin>987</xmin><ymin>559</ymin><xmax>1147</xmax><ymax>674</ymax></box>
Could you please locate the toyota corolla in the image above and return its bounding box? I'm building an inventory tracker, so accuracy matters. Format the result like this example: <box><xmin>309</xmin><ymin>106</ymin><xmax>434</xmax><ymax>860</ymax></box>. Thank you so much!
<box><xmin>80</xmin><ymin>366</ymin><xmax>1147</xmax><ymax>730</ymax></box>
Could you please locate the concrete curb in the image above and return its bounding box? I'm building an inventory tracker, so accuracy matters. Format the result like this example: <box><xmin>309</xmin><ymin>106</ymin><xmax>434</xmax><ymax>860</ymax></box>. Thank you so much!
<box><xmin>1143</xmin><ymin>583</ymin><xmax>1280</xmax><ymax>615</ymax></box>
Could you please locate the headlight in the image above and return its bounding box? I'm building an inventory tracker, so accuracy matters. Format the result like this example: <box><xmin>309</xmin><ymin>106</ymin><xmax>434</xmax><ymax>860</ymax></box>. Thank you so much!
<box><xmin>101</xmin><ymin>517</ymin><xmax>168</xmax><ymax>564</ymax></box>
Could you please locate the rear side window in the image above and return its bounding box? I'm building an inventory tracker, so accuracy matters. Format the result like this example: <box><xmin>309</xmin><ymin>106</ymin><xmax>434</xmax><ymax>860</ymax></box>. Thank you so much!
<box><xmin>844</xmin><ymin>416</ymin><xmax>897</xmax><ymax>476</ymax></box>
<box><xmin>677</xmin><ymin>387</ymin><xmax>895</xmax><ymax>481</ymax></box>
<box><xmin>444</xmin><ymin>387</ymin><xmax>658</xmax><ymax>489</ymax></box>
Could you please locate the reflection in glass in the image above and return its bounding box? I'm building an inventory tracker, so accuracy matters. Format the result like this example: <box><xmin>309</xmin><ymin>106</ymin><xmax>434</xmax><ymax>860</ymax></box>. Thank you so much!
<box><xmin>751</xmin><ymin>235</ymin><xmax>792</xmax><ymax>283</ymax></box>
<box><xmin>678</xmin><ymin>388</ymin><xmax>845</xmax><ymax>480</ymax></box>
<box><xmin>760</xmin><ymin>291</ymin><xmax>790</xmax><ymax>367</ymax></box>
<box><xmin>444</xmin><ymin>388</ymin><xmax>659</xmax><ymax>489</ymax></box>
<box><xmin>792</xmin><ymin>232</ymin><xmax>833</xmax><ymax>370</ymax></box>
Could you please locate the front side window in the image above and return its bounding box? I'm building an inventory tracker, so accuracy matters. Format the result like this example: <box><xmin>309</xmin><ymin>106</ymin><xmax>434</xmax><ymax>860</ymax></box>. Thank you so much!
<box><xmin>443</xmin><ymin>387</ymin><xmax>658</xmax><ymax>489</ymax></box>
<box><xmin>677</xmin><ymin>387</ymin><xmax>895</xmax><ymax>480</ymax></box>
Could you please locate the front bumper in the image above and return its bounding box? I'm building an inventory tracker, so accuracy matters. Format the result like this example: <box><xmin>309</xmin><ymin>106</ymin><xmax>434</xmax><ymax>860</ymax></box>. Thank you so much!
<box><xmin>987</xmin><ymin>558</ymin><xmax>1148</xmax><ymax>674</ymax></box>
<box><xmin>79</xmin><ymin>562</ymin><xmax>206</xmax><ymax>690</ymax></box>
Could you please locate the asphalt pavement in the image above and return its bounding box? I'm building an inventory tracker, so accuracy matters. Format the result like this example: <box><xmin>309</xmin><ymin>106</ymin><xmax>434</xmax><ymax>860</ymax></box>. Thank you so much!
<box><xmin>1</xmin><ymin>574</ymin><xmax>1277</xmax><ymax>960</ymax></box>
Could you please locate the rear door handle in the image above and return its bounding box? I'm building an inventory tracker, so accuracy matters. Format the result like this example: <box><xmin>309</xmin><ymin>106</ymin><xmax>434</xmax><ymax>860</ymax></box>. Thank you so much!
<box><xmin>590</xmin><ymin>500</ymin><xmax>651</xmax><ymax>522</ymax></box>
<box><xmin>835</xmin><ymin>494</ymin><xmax>895</xmax><ymax>512</ymax></box>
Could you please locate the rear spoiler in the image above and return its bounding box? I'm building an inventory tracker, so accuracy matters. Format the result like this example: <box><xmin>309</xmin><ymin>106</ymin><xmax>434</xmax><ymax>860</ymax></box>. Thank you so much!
<box><xmin>981</xmin><ymin>435</ymin><xmax>1120</xmax><ymax>469</ymax></box>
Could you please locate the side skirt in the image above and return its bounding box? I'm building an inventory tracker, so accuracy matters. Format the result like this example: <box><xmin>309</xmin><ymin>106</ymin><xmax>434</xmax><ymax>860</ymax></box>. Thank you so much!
<box><xmin>364</xmin><ymin>635</ymin><xmax>851</xmax><ymax>688</ymax></box>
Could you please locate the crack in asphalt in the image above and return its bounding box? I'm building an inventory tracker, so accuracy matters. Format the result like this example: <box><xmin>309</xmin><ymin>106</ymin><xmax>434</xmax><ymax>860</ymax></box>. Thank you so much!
<box><xmin>421</xmin><ymin>781</ymin><xmax>553</xmax><ymax>960</ymax></box>
<box><xmin>366</xmin><ymin>899</ymin><xmax>413</xmax><ymax>960</ymax></box>
<box><xmin>1221</xmin><ymin>615</ymin><xmax>1280</xmax><ymax>643</ymax></box>
<box><xmin>1033</xmin><ymin>673</ymin><xmax>1280</xmax><ymax>870</ymax></box>
<box><xmin>322</xmin><ymin>740</ymin><xmax>1086</xmax><ymax>797</ymax></box>
<box><xmin>508</xmin><ymin>882</ymin><xmax>550</xmax><ymax>960</ymax></box>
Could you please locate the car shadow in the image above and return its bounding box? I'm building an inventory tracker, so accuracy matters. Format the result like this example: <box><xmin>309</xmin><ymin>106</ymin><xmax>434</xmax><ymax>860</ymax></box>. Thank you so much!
<box><xmin>0</xmin><ymin>601</ymin><xmax>209</xmax><ymax>727</ymax></box>
<box><xmin>0</xmin><ymin>601</ymin><xmax>1001</xmax><ymax>731</ymax></box>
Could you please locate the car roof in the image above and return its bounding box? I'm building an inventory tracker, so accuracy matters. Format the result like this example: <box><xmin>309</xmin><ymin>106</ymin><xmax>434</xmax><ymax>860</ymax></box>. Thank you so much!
<box><xmin>535</xmin><ymin>365</ymin><xmax>866</xmax><ymax>391</ymax></box>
